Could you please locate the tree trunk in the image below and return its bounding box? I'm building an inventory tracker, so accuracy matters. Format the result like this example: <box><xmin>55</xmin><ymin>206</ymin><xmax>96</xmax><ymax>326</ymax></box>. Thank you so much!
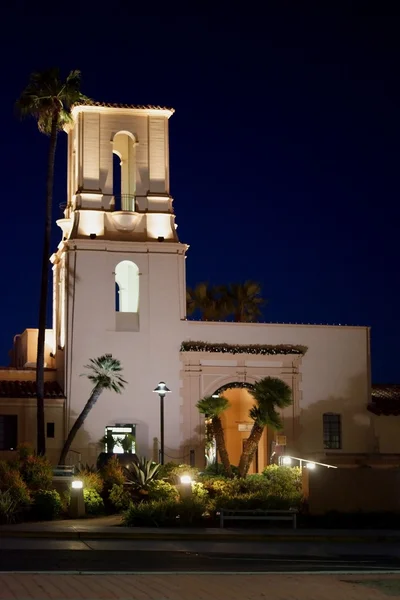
<box><xmin>238</xmin><ymin>422</ymin><xmax>264</xmax><ymax>477</ymax></box>
<box><xmin>58</xmin><ymin>384</ymin><xmax>103</xmax><ymax>465</ymax></box>
<box><xmin>212</xmin><ymin>416</ymin><xmax>233</xmax><ymax>478</ymax></box>
<box><xmin>36</xmin><ymin>115</ymin><xmax>58</xmax><ymax>456</ymax></box>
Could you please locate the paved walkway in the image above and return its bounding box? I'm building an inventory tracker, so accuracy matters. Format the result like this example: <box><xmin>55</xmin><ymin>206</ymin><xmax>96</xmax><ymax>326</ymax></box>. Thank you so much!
<box><xmin>2</xmin><ymin>517</ymin><xmax>400</xmax><ymax>541</ymax></box>
<box><xmin>0</xmin><ymin>573</ymin><xmax>398</xmax><ymax>599</ymax></box>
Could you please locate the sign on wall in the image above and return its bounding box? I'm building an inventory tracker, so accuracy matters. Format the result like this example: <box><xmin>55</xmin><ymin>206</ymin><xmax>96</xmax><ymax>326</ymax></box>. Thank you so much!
<box><xmin>238</xmin><ymin>423</ymin><xmax>253</xmax><ymax>432</ymax></box>
<box><xmin>276</xmin><ymin>435</ymin><xmax>287</xmax><ymax>445</ymax></box>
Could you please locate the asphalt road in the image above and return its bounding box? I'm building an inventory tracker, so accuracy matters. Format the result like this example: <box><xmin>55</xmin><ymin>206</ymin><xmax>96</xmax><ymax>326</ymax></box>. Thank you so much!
<box><xmin>1</xmin><ymin>539</ymin><xmax>400</xmax><ymax>573</ymax></box>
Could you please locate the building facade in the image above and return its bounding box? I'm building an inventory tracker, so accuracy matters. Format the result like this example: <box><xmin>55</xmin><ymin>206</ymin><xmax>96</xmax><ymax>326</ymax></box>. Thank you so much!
<box><xmin>0</xmin><ymin>103</ymin><xmax>398</xmax><ymax>469</ymax></box>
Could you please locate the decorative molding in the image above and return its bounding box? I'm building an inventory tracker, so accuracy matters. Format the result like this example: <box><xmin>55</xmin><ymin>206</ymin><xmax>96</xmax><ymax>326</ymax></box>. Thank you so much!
<box><xmin>180</xmin><ymin>341</ymin><xmax>308</xmax><ymax>356</ymax></box>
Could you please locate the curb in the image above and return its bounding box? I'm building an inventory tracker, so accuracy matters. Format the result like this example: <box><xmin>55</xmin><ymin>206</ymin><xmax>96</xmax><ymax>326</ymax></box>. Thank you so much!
<box><xmin>2</xmin><ymin>531</ymin><xmax>400</xmax><ymax>543</ymax></box>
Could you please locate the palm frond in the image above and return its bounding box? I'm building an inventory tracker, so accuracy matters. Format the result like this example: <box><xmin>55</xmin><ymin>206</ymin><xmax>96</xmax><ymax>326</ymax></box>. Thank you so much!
<box><xmin>16</xmin><ymin>68</ymin><xmax>91</xmax><ymax>135</ymax></box>
<box><xmin>83</xmin><ymin>354</ymin><xmax>126</xmax><ymax>393</ymax></box>
<box><xmin>248</xmin><ymin>376</ymin><xmax>292</xmax><ymax>430</ymax></box>
<box><xmin>197</xmin><ymin>395</ymin><xmax>230</xmax><ymax>417</ymax></box>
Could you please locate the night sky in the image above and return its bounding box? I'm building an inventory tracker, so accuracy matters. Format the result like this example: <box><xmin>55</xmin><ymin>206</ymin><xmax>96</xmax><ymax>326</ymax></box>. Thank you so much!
<box><xmin>1</xmin><ymin>8</ymin><xmax>399</xmax><ymax>382</ymax></box>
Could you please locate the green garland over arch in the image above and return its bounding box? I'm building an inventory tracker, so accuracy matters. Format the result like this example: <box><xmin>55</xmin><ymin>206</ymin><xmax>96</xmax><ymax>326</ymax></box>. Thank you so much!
<box><xmin>214</xmin><ymin>381</ymin><xmax>255</xmax><ymax>395</ymax></box>
<box><xmin>180</xmin><ymin>341</ymin><xmax>307</xmax><ymax>356</ymax></box>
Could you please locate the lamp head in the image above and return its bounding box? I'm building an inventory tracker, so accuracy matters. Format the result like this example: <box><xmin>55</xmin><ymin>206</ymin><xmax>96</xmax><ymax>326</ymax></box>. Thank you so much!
<box><xmin>153</xmin><ymin>381</ymin><xmax>171</xmax><ymax>397</ymax></box>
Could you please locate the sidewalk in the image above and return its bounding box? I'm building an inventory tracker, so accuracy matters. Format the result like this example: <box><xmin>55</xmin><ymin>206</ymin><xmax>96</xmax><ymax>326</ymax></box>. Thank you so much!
<box><xmin>2</xmin><ymin>516</ymin><xmax>400</xmax><ymax>542</ymax></box>
<box><xmin>0</xmin><ymin>573</ymin><xmax>398</xmax><ymax>600</ymax></box>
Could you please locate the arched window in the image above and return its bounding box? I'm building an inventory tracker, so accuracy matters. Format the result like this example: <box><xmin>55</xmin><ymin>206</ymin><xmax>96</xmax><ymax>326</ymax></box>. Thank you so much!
<box><xmin>112</xmin><ymin>132</ymin><xmax>136</xmax><ymax>211</ymax></box>
<box><xmin>115</xmin><ymin>261</ymin><xmax>139</xmax><ymax>313</ymax></box>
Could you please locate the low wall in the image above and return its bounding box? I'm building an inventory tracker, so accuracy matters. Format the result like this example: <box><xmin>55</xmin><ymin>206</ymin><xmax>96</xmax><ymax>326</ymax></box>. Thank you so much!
<box><xmin>303</xmin><ymin>468</ymin><xmax>400</xmax><ymax>514</ymax></box>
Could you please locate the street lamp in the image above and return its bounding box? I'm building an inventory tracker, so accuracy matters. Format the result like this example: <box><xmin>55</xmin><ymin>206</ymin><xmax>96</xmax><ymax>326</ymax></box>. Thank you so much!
<box><xmin>153</xmin><ymin>381</ymin><xmax>171</xmax><ymax>465</ymax></box>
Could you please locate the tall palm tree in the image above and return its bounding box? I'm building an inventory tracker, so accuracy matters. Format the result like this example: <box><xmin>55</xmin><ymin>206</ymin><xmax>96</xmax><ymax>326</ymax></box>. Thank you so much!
<box><xmin>16</xmin><ymin>69</ymin><xmax>89</xmax><ymax>455</ymax></box>
<box><xmin>225</xmin><ymin>281</ymin><xmax>265</xmax><ymax>322</ymax></box>
<box><xmin>59</xmin><ymin>355</ymin><xmax>126</xmax><ymax>465</ymax></box>
<box><xmin>238</xmin><ymin>377</ymin><xmax>292</xmax><ymax>477</ymax></box>
<box><xmin>186</xmin><ymin>283</ymin><xmax>226</xmax><ymax>320</ymax></box>
<box><xmin>197</xmin><ymin>395</ymin><xmax>233</xmax><ymax>477</ymax></box>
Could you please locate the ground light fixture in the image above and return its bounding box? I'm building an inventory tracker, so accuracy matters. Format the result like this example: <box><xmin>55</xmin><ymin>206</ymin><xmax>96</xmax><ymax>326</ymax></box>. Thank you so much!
<box><xmin>71</xmin><ymin>480</ymin><xmax>83</xmax><ymax>489</ymax></box>
<box><xmin>70</xmin><ymin>480</ymin><xmax>85</xmax><ymax>518</ymax></box>
<box><xmin>153</xmin><ymin>381</ymin><xmax>171</xmax><ymax>465</ymax></box>
<box><xmin>180</xmin><ymin>474</ymin><xmax>193</xmax><ymax>485</ymax></box>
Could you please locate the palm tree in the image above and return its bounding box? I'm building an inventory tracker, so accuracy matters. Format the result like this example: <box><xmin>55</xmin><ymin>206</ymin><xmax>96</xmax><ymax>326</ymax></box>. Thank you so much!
<box><xmin>186</xmin><ymin>283</ymin><xmax>228</xmax><ymax>321</ymax></box>
<box><xmin>16</xmin><ymin>69</ymin><xmax>89</xmax><ymax>455</ymax></box>
<box><xmin>238</xmin><ymin>377</ymin><xmax>292</xmax><ymax>477</ymax></box>
<box><xmin>197</xmin><ymin>395</ymin><xmax>233</xmax><ymax>477</ymax></box>
<box><xmin>59</xmin><ymin>355</ymin><xmax>126</xmax><ymax>465</ymax></box>
<box><xmin>225</xmin><ymin>281</ymin><xmax>265</xmax><ymax>322</ymax></box>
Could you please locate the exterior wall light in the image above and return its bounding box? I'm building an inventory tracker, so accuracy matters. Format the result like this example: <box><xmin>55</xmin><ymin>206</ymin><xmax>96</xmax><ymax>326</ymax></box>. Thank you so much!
<box><xmin>282</xmin><ymin>456</ymin><xmax>292</xmax><ymax>465</ymax></box>
<box><xmin>71</xmin><ymin>480</ymin><xmax>83</xmax><ymax>489</ymax></box>
<box><xmin>306</xmin><ymin>462</ymin><xmax>316</xmax><ymax>470</ymax></box>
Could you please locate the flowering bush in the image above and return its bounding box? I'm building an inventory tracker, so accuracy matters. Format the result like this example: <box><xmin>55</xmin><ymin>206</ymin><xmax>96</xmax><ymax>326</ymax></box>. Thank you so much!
<box><xmin>19</xmin><ymin>455</ymin><xmax>53</xmax><ymax>491</ymax></box>
<box><xmin>100</xmin><ymin>456</ymin><xmax>125</xmax><ymax>492</ymax></box>
<box><xmin>0</xmin><ymin>461</ymin><xmax>31</xmax><ymax>507</ymax></box>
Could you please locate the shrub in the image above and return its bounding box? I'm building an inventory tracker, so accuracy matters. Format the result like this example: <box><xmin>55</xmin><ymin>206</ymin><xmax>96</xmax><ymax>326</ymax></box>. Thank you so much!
<box><xmin>203</xmin><ymin>463</ymin><xmax>239</xmax><ymax>477</ymax></box>
<box><xmin>262</xmin><ymin>465</ymin><xmax>302</xmax><ymax>498</ymax></box>
<box><xmin>191</xmin><ymin>482</ymin><xmax>208</xmax><ymax>500</ymax></box>
<box><xmin>200</xmin><ymin>476</ymin><xmax>239</xmax><ymax>498</ymax></box>
<box><xmin>16</xmin><ymin>443</ymin><xmax>35</xmax><ymax>461</ymax></box>
<box><xmin>84</xmin><ymin>489</ymin><xmax>105</xmax><ymax>515</ymax></box>
<box><xmin>0</xmin><ymin>461</ymin><xmax>31</xmax><ymax>507</ymax></box>
<box><xmin>175</xmin><ymin>496</ymin><xmax>209</xmax><ymax>525</ymax></box>
<box><xmin>100</xmin><ymin>456</ymin><xmax>125</xmax><ymax>492</ymax></box>
<box><xmin>19</xmin><ymin>455</ymin><xmax>53</xmax><ymax>491</ymax></box>
<box><xmin>74</xmin><ymin>467</ymin><xmax>103</xmax><ymax>494</ymax></box>
<box><xmin>31</xmin><ymin>490</ymin><xmax>62</xmax><ymax>521</ymax></box>
<box><xmin>158</xmin><ymin>462</ymin><xmax>199</xmax><ymax>484</ymax></box>
<box><xmin>0</xmin><ymin>490</ymin><xmax>22</xmax><ymax>524</ymax></box>
<box><xmin>60</xmin><ymin>490</ymin><xmax>71</xmax><ymax>515</ymax></box>
<box><xmin>216</xmin><ymin>491</ymin><xmax>301</xmax><ymax>511</ymax></box>
<box><xmin>147</xmin><ymin>480</ymin><xmax>178</xmax><ymax>502</ymax></box>
<box><xmin>109</xmin><ymin>484</ymin><xmax>132</xmax><ymax>512</ymax></box>
<box><xmin>123</xmin><ymin>496</ymin><xmax>210</xmax><ymax>527</ymax></box>
<box><xmin>123</xmin><ymin>499</ymin><xmax>176</xmax><ymax>527</ymax></box>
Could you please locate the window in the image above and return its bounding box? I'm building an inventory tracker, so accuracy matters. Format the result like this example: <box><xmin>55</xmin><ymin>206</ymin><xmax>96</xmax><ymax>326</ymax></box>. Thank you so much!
<box><xmin>115</xmin><ymin>261</ymin><xmax>139</xmax><ymax>313</ymax></box>
<box><xmin>46</xmin><ymin>422</ymin><xmax>55</xmax><ymax>438</ymax></box>
<box><xmin>0</xmin><ymin>415</ymin><xmax>17</xmax><ymax>450</ymax></box>
<box><xmin>323</xmin><ymin>413</ymin><xmax>342</xmax><ymax>450</ymax></box>
<box><xmin>104</xmin><ymin>424</ymin><xmax>136</xmax><ymax>454</ymax></box>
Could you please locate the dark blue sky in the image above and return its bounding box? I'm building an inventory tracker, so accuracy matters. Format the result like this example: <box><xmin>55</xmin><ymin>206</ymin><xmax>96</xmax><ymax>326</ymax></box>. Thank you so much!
<box><xmin>1</xmin><ymin>8</ymin><xmax>399</xmax><ymax>382</ymax></box>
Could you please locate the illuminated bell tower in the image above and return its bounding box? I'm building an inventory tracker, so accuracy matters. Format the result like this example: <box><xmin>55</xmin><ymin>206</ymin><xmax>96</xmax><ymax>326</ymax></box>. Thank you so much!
<box><xmin>51</xmin><ymin>103</ymin><xmax>187</xmax><ymax>459</ymax></box>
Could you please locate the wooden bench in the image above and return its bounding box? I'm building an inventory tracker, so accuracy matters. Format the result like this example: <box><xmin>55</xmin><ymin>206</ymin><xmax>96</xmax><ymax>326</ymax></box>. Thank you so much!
<box><xmin>219</xmin><ymin>508</ymin><xmax>297</xmax><ymax>529</ymax></box>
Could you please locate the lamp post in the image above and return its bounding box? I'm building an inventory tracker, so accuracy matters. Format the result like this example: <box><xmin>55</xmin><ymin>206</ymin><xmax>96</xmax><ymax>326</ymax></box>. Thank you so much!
<box><xmin>153</xmin><ymin>381</ymin><xmax>171</xmax><ymax>464</ymax></box>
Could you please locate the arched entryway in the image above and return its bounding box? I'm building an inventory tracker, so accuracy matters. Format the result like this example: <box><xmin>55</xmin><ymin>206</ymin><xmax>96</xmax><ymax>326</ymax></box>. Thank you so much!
<box><xmin>211</xmin><ymin>382</ymin><xmax>268</xmax><ymax>474</ymax></box>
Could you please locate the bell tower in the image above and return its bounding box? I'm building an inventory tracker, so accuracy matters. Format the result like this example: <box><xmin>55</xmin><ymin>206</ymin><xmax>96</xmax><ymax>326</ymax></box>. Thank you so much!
<box><xmin>51</xmin><ymin>103</ymin><xmax>188</xmax><ymax>463</ymax></box>
<box><xmin>57</xmin><ymin>103</ymin><xmax>179</xmax><ymax>243</ymax></box>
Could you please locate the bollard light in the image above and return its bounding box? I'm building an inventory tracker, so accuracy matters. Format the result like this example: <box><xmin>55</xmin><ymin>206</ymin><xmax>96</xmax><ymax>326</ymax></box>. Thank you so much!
<box><xmin>180</xmin><ymin>474</ymin><xmax>193</xmax><ymax>485</ymax></box>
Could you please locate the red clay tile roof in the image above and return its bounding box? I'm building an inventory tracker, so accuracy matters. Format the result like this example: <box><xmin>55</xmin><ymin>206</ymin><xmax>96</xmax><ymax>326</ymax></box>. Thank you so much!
<box><xmin>74</xmin><ymin>101</ymin><xmax>174</xmax><ymax>113</ymax></box>
<box><xmin>0</xmin><ymin>380</ymin><xmax>64</xmax><ymax>399</ymax></box>
<box><xmin>368</xmin><ymin>384</ymin><xmax>400</xmax><ymax>416</ymax></box>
